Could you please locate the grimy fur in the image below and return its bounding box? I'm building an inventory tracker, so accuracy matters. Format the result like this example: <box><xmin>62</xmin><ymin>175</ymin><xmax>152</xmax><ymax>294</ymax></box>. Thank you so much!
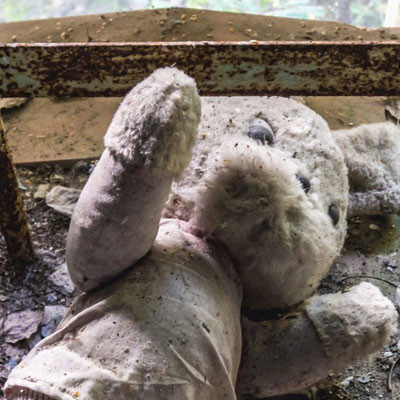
<box><xmin>334</xmin><ymin>122</ymin><xmax>400</xmax><ymax>216</ymax></box>
<box><xmin>5</xmin><ymin>68</ymin><xmax>398</xmax><ymax>400</ymax></box>
<box><xmin>164</xmin><ymin>96</ymin><xmax>348</xmax><ymax>309</ymax></box>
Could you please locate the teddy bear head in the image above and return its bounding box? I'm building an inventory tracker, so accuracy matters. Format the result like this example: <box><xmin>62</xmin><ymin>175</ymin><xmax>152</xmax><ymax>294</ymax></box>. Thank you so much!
<box><xmin>163</xmin><ymin>96</ymin><xmax>349</xmax><ymax>310</ymax></box>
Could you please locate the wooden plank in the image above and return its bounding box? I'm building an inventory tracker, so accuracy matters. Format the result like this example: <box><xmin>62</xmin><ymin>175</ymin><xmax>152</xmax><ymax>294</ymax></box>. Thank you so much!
<box><xmin>1</xmin><ymin>41</ymin><xmax>400</xmax><ymax>97</ymax></box>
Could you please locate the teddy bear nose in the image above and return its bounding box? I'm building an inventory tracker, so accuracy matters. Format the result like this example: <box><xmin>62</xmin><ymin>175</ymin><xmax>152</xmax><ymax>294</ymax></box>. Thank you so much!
<box><xmin>248</xmin><ymin>119</ymin><xmax>274</xmax><ymax>145</ymax></box>
<box><xmin>296</xmin><ymin>174</ymin><xmax>311</xmax><ymax>194</ymax></box>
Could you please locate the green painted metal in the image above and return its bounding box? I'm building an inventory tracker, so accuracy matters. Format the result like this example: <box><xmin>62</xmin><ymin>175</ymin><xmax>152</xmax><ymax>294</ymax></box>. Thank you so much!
<box><xmin>0</xmin><ymin>41</ymin><xmax>399</xmax><ymax>97</ymax></box>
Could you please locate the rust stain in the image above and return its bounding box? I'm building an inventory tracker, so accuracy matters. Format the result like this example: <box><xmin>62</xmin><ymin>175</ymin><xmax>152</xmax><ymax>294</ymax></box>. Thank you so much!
<box><xmin>0</xmin><ymin>111</ymin><xmax>34</xmax><ymax>266</ymax></box>
<box><xmin>0</xmin><ymin>41</ymin><xmax>399</xmax><ymax>97</ymax></box>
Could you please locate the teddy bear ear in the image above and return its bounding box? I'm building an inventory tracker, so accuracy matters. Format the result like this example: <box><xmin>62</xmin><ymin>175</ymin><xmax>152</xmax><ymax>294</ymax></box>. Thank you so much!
<box><xmin>333</xmin><ymin>117</ymin><xmax>400</xmax><ymax>217</ymax></box>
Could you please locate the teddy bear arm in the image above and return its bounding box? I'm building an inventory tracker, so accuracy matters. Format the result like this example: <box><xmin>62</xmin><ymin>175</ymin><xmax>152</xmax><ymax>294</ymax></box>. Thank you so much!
<box><xmin>236</xmin><ymin>283</ymin><xmax>397</xmax><ymax>399</ymax></box>
<box><xmin>66</xmin><ymin>152</ymin><xmax>176</xmax><ymax>292</ymax></box>
<box><xmin>66</xmin><ymin>68</ymin><xmax>201</xmax><ymax>292</ymax></box>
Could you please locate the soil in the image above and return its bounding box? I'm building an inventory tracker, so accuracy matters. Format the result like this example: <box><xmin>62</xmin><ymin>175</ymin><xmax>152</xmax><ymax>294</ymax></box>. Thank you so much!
<box><xmin>1</xmin><ymin>7</ymin><xmax>400</xmax><ymax>400</ymax></box>
<box><xmin>0</xmin><ymin>164</ymin><xmax>78</xmax><ymax>398</ymax></box>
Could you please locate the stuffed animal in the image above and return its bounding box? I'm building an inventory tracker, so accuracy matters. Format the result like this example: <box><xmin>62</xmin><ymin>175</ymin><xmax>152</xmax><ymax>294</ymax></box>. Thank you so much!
<box><xmin>4</xmin><ymin>68</ymin><xmax>398</xmax><ymax>400</ymax></box>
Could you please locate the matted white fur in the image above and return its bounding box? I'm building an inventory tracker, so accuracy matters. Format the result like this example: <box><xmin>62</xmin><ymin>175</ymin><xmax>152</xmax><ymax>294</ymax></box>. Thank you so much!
<box><xmin>164</xmin><ymin>96</ymin><xmax>348</xmax><ymax>309</ymax></box>
<box><xmin>306</xmin><ymin>282</ymin><xmax>398</xmax><ymax>371</ymax></box>
<box><xmin>334</xmin><ymin>122</ymin><xmax>400</xmax><ymax>216</ymax></box>
<box><xmin>67</xmin><ymin>68</ymin><xmax>201</xmax><ymax>291</ymax></box>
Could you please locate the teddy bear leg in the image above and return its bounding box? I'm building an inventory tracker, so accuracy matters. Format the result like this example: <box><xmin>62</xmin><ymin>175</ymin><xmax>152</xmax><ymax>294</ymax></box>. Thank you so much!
<box><xmin>66</xmin><ymin>68</ymin><xmax>201</xmax><ymax>292</ymax></box>
<box><xmin>348</xmin><ymin>190</ymin><xmax>400</xmax><ymax>216</ymax></box>
<box><xmin>236</xmin><ymin>282</ymin><xmax>397</xmax><ymax>399</ymax></box>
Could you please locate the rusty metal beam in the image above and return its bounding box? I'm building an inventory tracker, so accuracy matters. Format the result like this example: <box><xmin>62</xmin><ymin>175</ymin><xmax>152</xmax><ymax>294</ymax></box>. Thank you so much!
<box><xmin>0</xmin><ymin>41</ymin><xmax>400</xmax><ymax>97</ymax></box>
<box><xmin>0</xmin><ymin>111</ymin><xmax>34</xmax><ymax>266</ymax></box>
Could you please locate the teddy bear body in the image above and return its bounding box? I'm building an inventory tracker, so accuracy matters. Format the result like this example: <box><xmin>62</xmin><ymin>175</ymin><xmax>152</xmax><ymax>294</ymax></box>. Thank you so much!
<box><xmin>4</xmin><ymin>68</ymin><xmax>398</xmax><ymax>400</ymax></box>
<box><xmin>6</xmin><ymin>218</ymin><xmax>243</xmax><ymax>399</ymax></box>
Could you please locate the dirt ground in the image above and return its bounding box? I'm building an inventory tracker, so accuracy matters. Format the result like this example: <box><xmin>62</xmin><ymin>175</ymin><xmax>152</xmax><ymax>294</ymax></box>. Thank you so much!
<box><xmin>0</xmin><ymin>164</ymin><xmax>81</xmax><ymax>399</ymax></box>
<box><xmin>1</xmin><ymin>7</ymin><xmax>400</xmax><ymax>400</ymax></box>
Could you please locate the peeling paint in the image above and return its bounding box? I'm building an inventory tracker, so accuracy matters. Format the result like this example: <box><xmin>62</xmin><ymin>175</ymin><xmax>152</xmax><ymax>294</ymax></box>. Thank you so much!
<box><xmin>0</xmin><ymin>112</ymin><xmax>34</xmax><ymax>265</ymax></box>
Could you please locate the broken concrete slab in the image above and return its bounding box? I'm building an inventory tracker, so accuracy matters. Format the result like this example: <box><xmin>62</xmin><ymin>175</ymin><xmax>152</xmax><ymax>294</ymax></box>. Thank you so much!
<box><xmin>41</xmin><ymin>305</ymin><xmax>68</xmax><ymax>338</ymax></box>
<box><xmin>45</xmin><ymin>186</ymin><xmax>81</xmax><ymax>217</ymax></box>
<box><xmin>3</xmin><ymin>310</ymin><xmax>43</xmax><ymax>344</ymax></box>
<box><xmin>0</xmin><ymin>98</ymin><xmax>29</xmax><ymax>110</ymax></box>
<box><xmin>33</xmin><ymin>183</ymin><xmax>50</xmax><ymax>200</ymax></box>
<box><xmin>48</xmin><ymin>262</ymin><xmax>75</xmax><ymax>295</ymax></box>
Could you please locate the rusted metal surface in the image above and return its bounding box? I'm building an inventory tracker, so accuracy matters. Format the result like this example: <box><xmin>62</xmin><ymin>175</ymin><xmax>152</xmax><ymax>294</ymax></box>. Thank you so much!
<box><xmin>1</xmin><ymin>41</ymin><xmax>400</xmax><ymax>97</ymax></box>
<box><xmin>0</xmin><ymin>112</ymin><xmax>34</xmax><ymax>266</ymax></box>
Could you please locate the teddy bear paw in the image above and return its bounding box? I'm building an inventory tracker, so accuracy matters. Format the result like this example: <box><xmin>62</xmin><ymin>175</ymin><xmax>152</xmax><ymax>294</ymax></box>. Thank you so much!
<box><xmin>306</xmin><ymin>282</ymin><xmax>398</xmax><ymax>371</ymax></box>
<box><xmin>104</xmin><ymin>67</ymin><xmax>201</xmax><ymax>176</ymax></box>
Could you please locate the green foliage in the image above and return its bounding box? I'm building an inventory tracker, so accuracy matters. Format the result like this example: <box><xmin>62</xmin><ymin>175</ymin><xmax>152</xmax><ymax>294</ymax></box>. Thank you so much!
<box><xmin>1</xmin><ymin>0</ymin><xmax>42</xmax><ymax>21</ymax></box>
<box><xmin>264</xmin><ymin>1</ymin><xmax>326</xmax><ymax>20</ymax></box>
<box><xmin>349</xmin><ymin>0</ymin><xmax>386</xmax><ymax>27</ymax></box>
<box><xmin>0</xmin><ymin>0</ymin><xmax>389</xmax><ymax>27</ymax></box>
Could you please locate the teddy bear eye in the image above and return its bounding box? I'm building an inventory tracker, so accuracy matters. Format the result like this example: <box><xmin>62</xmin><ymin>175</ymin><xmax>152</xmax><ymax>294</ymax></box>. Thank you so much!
<box><xmin>248</xmin><ymin>119</ymin><xmax>274</xmax><ymax>145</ymax></box>
<box><xmin>328</xmin><ymin>204</ymin><xmax>340</xmax><ymax>226</ymax></box>
<box><xmin>296</xmin><ymin>174</ymin><xmax>311</xmax><ymax>194</ymax></box>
